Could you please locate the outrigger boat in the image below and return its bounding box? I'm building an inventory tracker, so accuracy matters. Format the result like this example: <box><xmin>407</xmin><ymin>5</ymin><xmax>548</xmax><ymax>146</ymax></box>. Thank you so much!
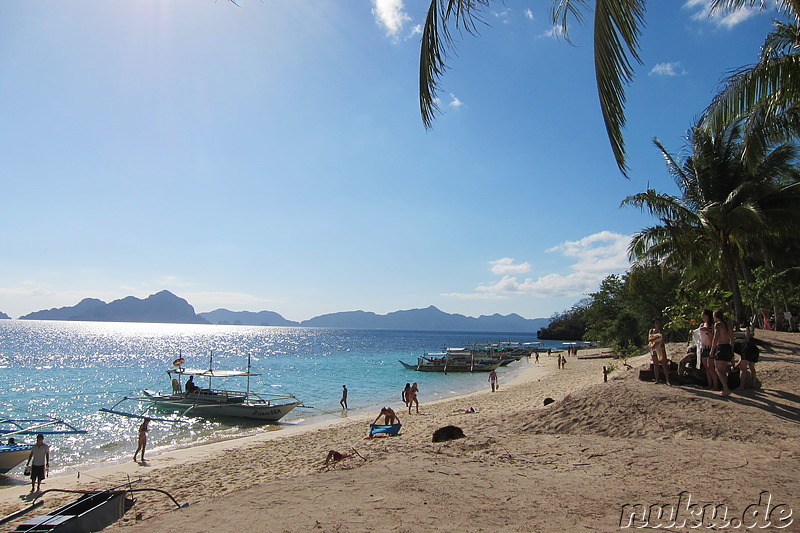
<box><xmin>0</xmin><ymin>418</ymin><xmax>86</xmax><ymax>475</ymax></box>
<box><xmin>100</xmin><ymin>353</ymin><xmax>303</xmax><ymax>422</ymax></box>
<box><xmin>4</xmin><ymin>479</ymin><xmax>188</xmax><ymax>532</ymax></box>
<box><xmin>399</xmin><ymin>352</ymin><xmax>501</xmax><ymax>373</ymax></box>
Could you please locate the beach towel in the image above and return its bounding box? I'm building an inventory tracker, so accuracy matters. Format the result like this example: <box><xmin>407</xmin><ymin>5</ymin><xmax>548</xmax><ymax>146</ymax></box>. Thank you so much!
<box><xmin>368</xmin><ymin>423</ymin><xmax>401</xmax><ymax>437</ymax></box>
<box><xmin>692</xmin><ymin>328</ymin><xmax>703</xmax><ymax>369</ymax></box>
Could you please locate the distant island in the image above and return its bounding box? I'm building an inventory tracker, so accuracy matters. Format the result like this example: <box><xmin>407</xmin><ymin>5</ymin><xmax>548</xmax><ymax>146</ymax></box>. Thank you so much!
<box><xmin>0</xmin><ymin>311</ymin><xmax>10</xmax><ymax>320</ymax></box>
<box><xmin>19</xmin><ymin>290</ymin><xmax>209</xmax><ymax>324</ymax></box>
<box><xmin>15</xmin><ymin>290</ymin><xmax>550</xmax><ymax>333</ymax></box>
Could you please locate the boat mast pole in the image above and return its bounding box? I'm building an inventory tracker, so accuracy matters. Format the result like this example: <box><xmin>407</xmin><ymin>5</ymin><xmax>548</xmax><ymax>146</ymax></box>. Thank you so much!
<box><xmin>246</xmin><ymin>353</ymin><xmax>252</xmax><ymax>398</ymax></box>
<box><xmin>208</xmin><ymin>350</ymin><xmax>214</xmax><ymax>389</ymax></box>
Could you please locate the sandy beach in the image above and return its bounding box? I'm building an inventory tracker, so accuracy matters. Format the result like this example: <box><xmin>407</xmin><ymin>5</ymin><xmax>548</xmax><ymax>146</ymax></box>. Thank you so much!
<box><xmin>2</xmin><ymin>332</ymin><xmax>799</xmax><ymax>532</ymax></box>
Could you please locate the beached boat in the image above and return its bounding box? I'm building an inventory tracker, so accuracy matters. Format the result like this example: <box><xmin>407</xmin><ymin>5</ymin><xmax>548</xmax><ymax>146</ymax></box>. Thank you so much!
<box><xmin>101</xmin><ymin>354</ymin><xmax>303</xmax><ymax>422</ymax></box>
<box><xmin>399</xmin><ymin>352</ymin><xmax>501</xmax><ymax>372</ymax></box>
<box><xmin>11</xmin><ymin>489</ymin><xmax>135</xmax><ymax>532</ymax></box>
<box><xmin>5</xmin><ymin>481</ymin><xmax>187</xmax><ymax>532</ymax></box>
<box><xmin>0</xmin><ymin>418</ymin><xmax>86</xmax><ymax>475</ymax></box>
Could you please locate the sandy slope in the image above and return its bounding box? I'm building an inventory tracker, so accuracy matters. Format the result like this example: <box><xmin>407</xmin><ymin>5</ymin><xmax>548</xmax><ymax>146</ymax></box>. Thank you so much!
<box><xmin>2</xmin><ymin>333</ymin><xmax>798</xmax><ymax>532</ymax></box>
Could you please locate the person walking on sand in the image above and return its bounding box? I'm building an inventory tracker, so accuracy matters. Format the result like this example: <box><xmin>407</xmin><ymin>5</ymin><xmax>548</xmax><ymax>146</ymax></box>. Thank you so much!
<box><xmin>649</xmin><ymin>319</ymin><xmax>671</xmax><ymax>386</ymax></box>
<box><xmin>402</xmin><ymin>383</ymin><xmax>412</xmax><ymax>407</ymax></box>
<box><xmin>488</xmin><ymin>369</ymin><xmax>498</xmax><ymax>392</ymax></box>
<box><xmin>133</xmin><ymin>417</ymin><xmax>150</xmax><ymax>463</ymax></box>
<box><xmin>711</xmin><ymin>310</ymin><xmax>735</xmax><ymax>397</ymax></box>
<box><xmin>26</xmin><ymin>434</ymin><xmax>49</xmax><ymax>493</ymax></box>
<box><xmin>407</xmin><ymin>382</ymin><xmax>419</xmax><ymax>414</ymax></box>
<box><xmin>340</xmin><ymin>385</ymin><xmax>348</xmax><ymax>410</ymax></box>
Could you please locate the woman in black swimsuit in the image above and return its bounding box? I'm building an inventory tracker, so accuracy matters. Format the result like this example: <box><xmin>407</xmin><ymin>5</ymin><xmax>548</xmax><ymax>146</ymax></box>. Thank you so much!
<box><xmin>711</xmin><ymin>310</ymin><xmax>734</xmax><ymax>397</ymax></box>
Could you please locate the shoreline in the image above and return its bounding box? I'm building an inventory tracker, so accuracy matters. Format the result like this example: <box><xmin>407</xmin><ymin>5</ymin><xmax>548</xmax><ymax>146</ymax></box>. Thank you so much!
<box><xmin>6</xmin><ymin>334</ymin><xmax>796</xmax><ymax>532</ymax></box>
<box><xmin>0</xmin><ymin>353</ymin><xmax>564</xmax><ymax>507</ymax></box>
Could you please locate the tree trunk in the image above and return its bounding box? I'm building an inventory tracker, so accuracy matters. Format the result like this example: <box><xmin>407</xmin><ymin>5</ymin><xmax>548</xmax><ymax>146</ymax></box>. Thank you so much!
<box><xmin>720</xmin><ymin>238</ymin><xmax>746</xmax><ymax>325</ymax></box>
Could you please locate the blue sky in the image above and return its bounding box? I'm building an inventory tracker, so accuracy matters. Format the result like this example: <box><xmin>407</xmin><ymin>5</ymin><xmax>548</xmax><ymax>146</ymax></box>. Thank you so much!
<box><xmin>0</xmin><ymin>1</ymin><xmax>779</xmax><ymax>321</ymax></box>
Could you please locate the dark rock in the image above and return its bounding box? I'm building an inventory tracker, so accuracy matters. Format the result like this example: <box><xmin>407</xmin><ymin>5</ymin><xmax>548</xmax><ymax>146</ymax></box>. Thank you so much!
<box><xmin>432</xmin><ymin>425</ymin><xmax>465</xmax><ymax>442</ymax></box>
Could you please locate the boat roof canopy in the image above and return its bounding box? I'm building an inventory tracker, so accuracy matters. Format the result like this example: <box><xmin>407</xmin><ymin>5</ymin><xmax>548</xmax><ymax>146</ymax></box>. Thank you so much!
<box><xmin>167</xmin><ymin>368</ymin><xmax>260</xmax><ymax>378</ymax></box>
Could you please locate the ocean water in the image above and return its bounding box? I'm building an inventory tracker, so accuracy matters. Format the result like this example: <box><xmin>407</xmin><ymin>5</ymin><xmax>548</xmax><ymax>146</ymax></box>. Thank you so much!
<box><xmin>0</xmin><ymin>320</ymin><xmax>563</xmax><ymax>478</ymax></box>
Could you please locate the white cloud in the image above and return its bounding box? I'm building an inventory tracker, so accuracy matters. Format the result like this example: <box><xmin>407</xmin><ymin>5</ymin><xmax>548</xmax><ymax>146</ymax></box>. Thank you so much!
<box><xmin>445</xmin><ymin>231</ymin><xmax>631</xmax><ymax>301</ymax></box>
<box><xmin>525</xmin><ymin>9</ymin><xmax>535</xmax><ymax>21</ymax></box>
<box><xmin>448</xmin><ymin>93</ymin><xmax>464</xmax><ymax>108</ymax></box>
<box><xmin>649</xmin><ymin>62</ymin><xmax>687</xmax><ymax>77</ymax></box>
<box><xmin>684</xmin><ymin>0</ymin><xmax>761</xmax><ymax>29</ymax></box>
<box><xmin>489</xmin><ymin>258</ymin><xmax>531</xmax><ymax>275</ymax></box>
<box><xmin>493</xmin><ymin>8</ymin><xmax>512</xmax><ymax>24</ymax></box>
<box><xmin>372</xmin><ymin>0</ymin><xmax>411</xmax><ymax>39</ymax></box>
<box><xmin>541</xmin><ymin>25</ymin><xmax>566</xmax><ymax>39</ymax></box>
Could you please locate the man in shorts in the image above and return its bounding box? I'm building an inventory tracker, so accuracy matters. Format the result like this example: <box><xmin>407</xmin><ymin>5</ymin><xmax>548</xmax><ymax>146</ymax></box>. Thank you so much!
<box><xmin>26</xmin><ymin>433</ymin><xmax>50</xmax><ymax>493</ymax></box>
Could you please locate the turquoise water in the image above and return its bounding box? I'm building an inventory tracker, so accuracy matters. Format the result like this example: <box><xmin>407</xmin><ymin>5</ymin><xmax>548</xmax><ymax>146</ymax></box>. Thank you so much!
<box><xmin>0</xmin><ymin>320</ymin><xmax>561</xmax><ymax>477</ymax></box>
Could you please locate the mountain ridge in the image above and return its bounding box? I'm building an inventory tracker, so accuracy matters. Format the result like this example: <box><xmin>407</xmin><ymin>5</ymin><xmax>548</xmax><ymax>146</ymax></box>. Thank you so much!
<box><xmin>14</xmin><ymin>291</ymin><xmax>549</xmax><ymax>333</ymax></box>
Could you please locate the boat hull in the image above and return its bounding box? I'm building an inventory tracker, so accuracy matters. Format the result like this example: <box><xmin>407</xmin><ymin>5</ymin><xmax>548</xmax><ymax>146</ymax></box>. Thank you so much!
<box><xmin>13</xmin><ymin>490</ymin><xmax>135</xmax><ymax>532</ymax></box>
<box><xmin>0</xmin><ymin>445</ymin><xmax>32</xmax><ymax>474</ymax></box>
<box><xmin>142</xmin><ymin>391</ymin><xmax>300</xmax><ymax>421</ymax></box>
<box><xmin>399</xmin><ymin>360</ymin><xmax>500</xmax><ymax>372</ymax></box>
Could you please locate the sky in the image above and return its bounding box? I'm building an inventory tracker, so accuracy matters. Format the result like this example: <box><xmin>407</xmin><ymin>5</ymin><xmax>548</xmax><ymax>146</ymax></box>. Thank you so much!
<box><xmin>0</xmin><ymin>1</ymin><xmax>781</xmax><ymax>321</ymax></box>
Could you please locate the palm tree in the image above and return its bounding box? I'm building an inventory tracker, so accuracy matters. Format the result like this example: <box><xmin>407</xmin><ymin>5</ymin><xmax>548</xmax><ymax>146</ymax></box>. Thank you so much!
<box><xmin>418</xmin><ymin>1</ymin><xmax>791</xmax><ymax>177</ymax></box>
<box><xmin>704</xmin><ymin>3</ymin><xmax>800</xmax><ymax>169</ymax></box>
<box><xmin>621</xmin><ymin>120</ymin><xmax>800</xmax><ymax>324</ymax></box>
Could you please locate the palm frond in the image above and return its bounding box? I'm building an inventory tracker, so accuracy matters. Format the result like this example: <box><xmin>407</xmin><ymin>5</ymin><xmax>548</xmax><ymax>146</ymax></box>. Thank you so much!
<box><xmin>592</xmin><ymin>0</ymin><xmax>646</xmax><ymax>178</ymax></box>
<box><xmin>419</xmin><ymin>0</ymin><xmax>489</xmax><ymax>129</ymax></box>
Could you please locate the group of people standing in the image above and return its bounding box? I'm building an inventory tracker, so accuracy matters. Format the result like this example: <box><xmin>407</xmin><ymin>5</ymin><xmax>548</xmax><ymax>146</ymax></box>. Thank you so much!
<box><xmin>652</xmin><ymin>309</ymin><xmax>759</xmax><ymax>396</ymax></box>
<box><xmin>402</xmin><ymin>382</ymin><xmax>419</xmax><ymax>413</ymax></box>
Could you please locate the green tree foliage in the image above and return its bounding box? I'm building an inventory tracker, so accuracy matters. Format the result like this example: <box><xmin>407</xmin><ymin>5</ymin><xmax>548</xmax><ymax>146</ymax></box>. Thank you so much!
<box><xmin>537</xmin><ymin>300</ymin><xmax>589</xmax><ymax>340</ymax></box>
<box><xmin>622</xmin><ymin>120</ymin><xmax>800</xmax><ymax>325</ymax></box>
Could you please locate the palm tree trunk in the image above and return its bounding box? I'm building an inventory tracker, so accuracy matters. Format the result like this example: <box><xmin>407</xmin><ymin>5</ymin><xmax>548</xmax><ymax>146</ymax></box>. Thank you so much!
<box><xmin>720</xmin><ymin>239</ymin><xmax>746</xmax><ymax>325</ymax></box>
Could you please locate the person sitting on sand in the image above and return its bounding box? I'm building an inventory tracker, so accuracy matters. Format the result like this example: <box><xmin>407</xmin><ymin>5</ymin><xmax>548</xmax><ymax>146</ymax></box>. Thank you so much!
<box><xmin>324</xmin><ymin>450</ymin><xmax>351</xmax><ymax>466</ymax></box>
<box><xmin>711</xmin><ymin>310</ymin><xmax>734</xmax><ymax>397</ymax></box>
<box><xmin>374</xmin><ymin>407</ymin><xmax>400</xmax><ymax>426</ymax></box>
<box><xmin>649</xmin><ymin>319</ymin><xmax>671</xmax><ymax>386</ymax></box>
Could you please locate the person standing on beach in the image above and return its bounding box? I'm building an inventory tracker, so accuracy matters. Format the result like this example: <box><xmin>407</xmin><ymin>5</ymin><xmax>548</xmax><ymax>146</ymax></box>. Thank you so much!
<box><xmin>488</xmin><ymin>369</ymin><xmax>498</xmax><ymax>392</ymax></box>
<box><xmin>133</xmin><ymin>417</ymin><xmax>150</xmax><ymax>463</ymax></box>
<box><xmin>340</xmin><ymin>385</ymin><xmax>348</xmax><ymax>410</ymax></box>
<box><xmin>698</xmin><ymin>310</ymin><xmax>716</xmax><ymax>390</ymax></box>
<box><xmin>649</xmin><ymin>319</ymin><xmax>671</xmax><ymax>385</ymax></box>
<box><xmin>711</xmin><ymin>310</ymin><xmax>735</xmax><ymax>397</ymax></box>
<box><xmin>402</xmin><ymin>383</ymin><xmax>411</xmax><ymax>407</ymax></box>
<box><xmin>26</xmin><ymin>434</ymin><xmax>49</xmax><ymax>493</ymax></box>
<box><xmin>407</xmin><ymin>382</ymin><xmax>419</xmax><ymax>413</ymax></box>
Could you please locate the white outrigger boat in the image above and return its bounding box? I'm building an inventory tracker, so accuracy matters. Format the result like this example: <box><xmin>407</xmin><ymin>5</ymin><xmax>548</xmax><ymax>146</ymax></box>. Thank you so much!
<box><xmin>0</xmin><ymin>418</ymin><xmax>86</xmax><ymax>474</ymax></box>
<box><xmin>101</xmin><ymin>354</ymin><xmax>303</xmax><ymax>423</ymax></box>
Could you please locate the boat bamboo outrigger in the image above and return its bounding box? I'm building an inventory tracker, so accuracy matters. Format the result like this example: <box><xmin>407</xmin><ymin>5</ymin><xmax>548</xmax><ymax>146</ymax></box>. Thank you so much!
<box><xmin>0</xmin><ymin>418</ymin><xmax>86</xmax><ymax>475</ymax></box>
<box><xmin>100</xmin><ymin>352</ymin><xmax>304</xmax><ymax>422</ymax></box>
<box><xmin>5</xmin><ymin>479</ymin><xmax>188</xmax><ymax>532</ymax></box>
